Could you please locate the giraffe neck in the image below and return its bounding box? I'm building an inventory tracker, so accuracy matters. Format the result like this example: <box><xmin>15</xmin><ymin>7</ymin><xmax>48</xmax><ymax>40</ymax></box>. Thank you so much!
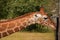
<box><xmin>0</xmin><ymin>12</ymin><xmax>36</xmax><ymax>38</ymax></box>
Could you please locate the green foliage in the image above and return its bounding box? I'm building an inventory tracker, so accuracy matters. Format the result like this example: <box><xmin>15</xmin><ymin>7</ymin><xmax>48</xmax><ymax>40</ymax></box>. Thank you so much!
<box><xmin>21</xmin><ymin>24</ymin><xmax>53</xmax><ymax>33</ymax></box>
<box><xmin>0</xmin><ymin>0</ymin><xmax>53</xmax><ymax>19</ymax></box>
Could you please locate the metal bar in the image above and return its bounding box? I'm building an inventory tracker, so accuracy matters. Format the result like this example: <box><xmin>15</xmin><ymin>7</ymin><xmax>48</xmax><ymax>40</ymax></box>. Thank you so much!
<box><xmin>56</xmin><ymin>17</ymin><xmax>59</xmax><ymax>40</ymax></box>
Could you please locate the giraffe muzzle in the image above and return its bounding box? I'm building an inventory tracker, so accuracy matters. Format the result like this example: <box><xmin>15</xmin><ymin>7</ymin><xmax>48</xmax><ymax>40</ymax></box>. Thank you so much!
<box><xmin>50</xmin><ymin>24</ymin><xmax>56</xmax><ymax>30</ymax></box>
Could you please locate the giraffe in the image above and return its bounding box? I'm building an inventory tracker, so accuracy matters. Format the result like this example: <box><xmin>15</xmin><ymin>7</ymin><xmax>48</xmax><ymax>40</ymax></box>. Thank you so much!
<box><xmin>0</xmin><ymin>7</ymin><xmax>56</xmax><ymax>38</ymax></box>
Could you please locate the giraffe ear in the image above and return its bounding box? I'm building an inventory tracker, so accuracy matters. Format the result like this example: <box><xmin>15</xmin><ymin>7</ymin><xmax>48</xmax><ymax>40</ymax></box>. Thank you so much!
<box><xmin>40</xmin><ymin>7</ymin><xmax>45</xmax><ymax>14</ymax></box>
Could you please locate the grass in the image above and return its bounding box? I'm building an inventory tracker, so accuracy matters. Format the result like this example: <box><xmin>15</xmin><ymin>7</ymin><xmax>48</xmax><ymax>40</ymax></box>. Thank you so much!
<box><xmin>0</xmin><ymin>32</ymin><xmax>55</xmax><ymax>40</ymax></box>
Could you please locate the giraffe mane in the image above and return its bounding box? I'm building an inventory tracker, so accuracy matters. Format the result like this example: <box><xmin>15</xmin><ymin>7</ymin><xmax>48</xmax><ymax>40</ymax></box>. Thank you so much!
<box><xmin>0</xmin><ymin>12</ymin><xmax>35</xmax><ymax>23</ymax></box>
<box><xmin>0</xmin><ymin>7</ymin><xmax>45</xmax><ymax>23</ymax></box>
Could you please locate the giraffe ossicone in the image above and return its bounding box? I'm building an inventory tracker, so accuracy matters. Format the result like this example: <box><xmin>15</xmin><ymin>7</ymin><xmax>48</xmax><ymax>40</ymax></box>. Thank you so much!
<box><xmin>0</xmin><ymin>7</ymin><xmax>56</xmax><ymax>38</ymax></box>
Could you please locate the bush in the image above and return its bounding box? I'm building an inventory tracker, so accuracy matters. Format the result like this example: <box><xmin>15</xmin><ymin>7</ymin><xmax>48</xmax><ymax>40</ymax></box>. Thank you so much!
<box><xmin>0</xmin><ymin>0</ymin><xmax>56</xmax><ymax>19</ymax></box>
<box><xmin>21</xmin><ymin>24</ymin><xmax>53</xmax><ymax>33</ymax></box>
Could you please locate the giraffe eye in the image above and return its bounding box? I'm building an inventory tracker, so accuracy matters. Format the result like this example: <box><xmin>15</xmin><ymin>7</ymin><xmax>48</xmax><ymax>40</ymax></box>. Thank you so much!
<box><xmin>35</xmin><ymin>14</ymin><xmax>38</xmax><ymax>17</ymax></box>
<box><xmin>35</xmin><ymin>14</ymin><xmax>42</xmax><ymax>18</ymax></box>
<box><xmin>44</xmin><ymin>17</ymin><xmax>48</xmax><ymax>20</ymax></box>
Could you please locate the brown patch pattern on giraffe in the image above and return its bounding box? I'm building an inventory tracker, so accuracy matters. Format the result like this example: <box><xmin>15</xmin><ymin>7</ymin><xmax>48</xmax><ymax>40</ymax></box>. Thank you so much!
<box><xmin>0</xmin><ymin>23</ymin><xmax>7</xmax><ymax>32</ymax></box>
<box><xmin>8</xmin><ymin>22</ymin><xmax>15</xmax><ymax>29</ymax></box>
<box><xmin>0</xmin><ymin>33</ymin><xmax>1</xmax><ymax>38</ymax></box>
<box><xmin>23</xmin><ymin>22</ymin><xmax>27</xmax><ymax>27</ymax></box>
<box><xmin>7</xmin><ymin>30</ymin><xmax>14</xmax><ymax>34</ymax></box>
<box><xmin>2</xmin><ymin>32</ymin><xmax>8</xmax><ymax>37</ymax></box>
<box><xmin>16</xmin><ymin>20</ymin><xmax>21</xmax><ymax>26</ymax></box>
<box><xmin>19</xmin><ymin>25</ymin><xmax>25</xmax><ymax>30</ymax></box>
<box><xmin>14</xmin><ymin>27</ymin><xmax>20</xmax><ymax>32</ymax></box>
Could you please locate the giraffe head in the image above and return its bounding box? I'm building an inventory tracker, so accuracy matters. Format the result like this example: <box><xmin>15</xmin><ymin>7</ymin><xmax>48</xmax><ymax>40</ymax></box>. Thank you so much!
<box><xmin>33</xmin><ymin>7</ymin><xmax>56</xmax><ymax>30</ymax></box>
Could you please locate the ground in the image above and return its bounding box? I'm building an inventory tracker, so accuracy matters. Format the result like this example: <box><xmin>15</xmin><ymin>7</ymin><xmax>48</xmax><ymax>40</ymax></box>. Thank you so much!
<box><xmin>0</xmin><ymin>32</ymin><xmax>55</xmax><ymax>40</ymax></box>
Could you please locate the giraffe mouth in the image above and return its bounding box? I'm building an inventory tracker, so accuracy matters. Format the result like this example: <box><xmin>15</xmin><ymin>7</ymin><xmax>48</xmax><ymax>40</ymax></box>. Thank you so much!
<box><xmin>49</xmin><ymin>24</ymin><xmax>56</xmax><ymax>30</ymax></box>
<box><xmin>40</xmin><ymin>22</ymin><xmax>56</xmax><ymax>30</ymax></box>
<box><xmin>44</xmin><ymin>21</ymin><xmax>56</xmax><ymax>30</ymax></box>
